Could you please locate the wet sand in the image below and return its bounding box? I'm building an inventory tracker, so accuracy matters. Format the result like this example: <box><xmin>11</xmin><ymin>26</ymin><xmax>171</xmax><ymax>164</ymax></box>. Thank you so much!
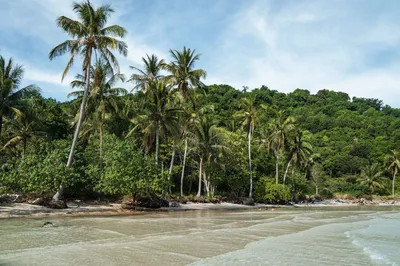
<box><xmin>1</xmin><ymin>207</ymin><xmax>399</xmax><ymax>265</ymax></box>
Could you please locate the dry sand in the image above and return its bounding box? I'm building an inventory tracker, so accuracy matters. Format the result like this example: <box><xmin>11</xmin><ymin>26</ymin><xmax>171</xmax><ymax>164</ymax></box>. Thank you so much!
<box><xmin>1</xmin><ymin>199</ymin><xmax>399</xmax><ymax>219</ymax></box>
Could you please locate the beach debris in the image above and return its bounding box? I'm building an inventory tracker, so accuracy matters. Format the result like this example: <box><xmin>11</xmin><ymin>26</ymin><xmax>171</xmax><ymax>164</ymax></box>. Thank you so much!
<box><xmin>169</xmin><ymin>201</ymin><xmax>180</xmax><ymax>207</ymax></box>
<box><xmin>31</xmin><ymin>198</ymin><xmax>45</xmax><ymax>206</ymax></box>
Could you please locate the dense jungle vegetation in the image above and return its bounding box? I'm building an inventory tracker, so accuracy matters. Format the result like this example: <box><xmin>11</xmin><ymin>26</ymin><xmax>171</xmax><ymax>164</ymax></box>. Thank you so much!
<box><xmin>1</xmin><ymin>1</ymin><xmax>399</xmax><ymax>204</ymax></box>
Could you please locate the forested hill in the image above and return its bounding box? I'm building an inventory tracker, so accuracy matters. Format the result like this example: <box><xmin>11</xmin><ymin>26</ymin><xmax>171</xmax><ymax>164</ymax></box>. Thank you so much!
<box><xmin>206</xmin><ymin>84</ymin><xmax>400</xmax><ymax>178</ymax></box>
<box><xmin>1</xmin><ymin>82</ymin><xmax>399</xmax><ymax>202</ymax></box>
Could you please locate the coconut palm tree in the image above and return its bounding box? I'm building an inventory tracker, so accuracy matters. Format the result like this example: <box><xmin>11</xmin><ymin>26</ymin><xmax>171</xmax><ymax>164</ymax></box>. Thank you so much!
<box><xmin>128</xmin><ymin>54</ymin><xmax>165</xmax><ymax>93</ymax></box>
<box><xmin>49</xmin><ymin>0</ymin><xmax>127</xmax><ymax>167</ymax></box>
<box><xmin>387</xmin><ymin>150</ymin><xmax>400</xmax><ymax>197</ymax></box>
<box><xmin>283</xmin><ymin>129</ymin><xmax>313</xmax><ymax>184</ymax></box>
<box><xmin>178</xmin><ymin>92</ymin><xmax>213</xmax><ymax>196</ymax></box>
<box><xmin>69</xmin><ymin>60</ymin><xmax>126</xmax><ymax>166</ymax></box>
<box><xmin>3</xmin><ymin>113</ymin><xmax>46</xmax><ymax>157</ymax></box>
<box><xmin>262</xmin><ymin>110</ymin><xmax>295</xmax><ymax>184</ymax></box>
<box><xmin>49</xmin><ymin>0</ymin><xmax>127</xmax><ymax>201</ymax></box>
<box><xmin>165</xmin><ymin>47</ymin><xmax>207</xmax><ymax>100</ymax></box>
<box><xmin>235</xmin><ymin>95</ymin><xmax>257</xmax><ymax>198</ymax></box>
<box><xmin>357</xmin><ymin>163</ymin><xmax>384</xmax><ymax>194</ymax></box>
<box><xmin>192</xmin><ymin>115</ymin><xmax>226</xmax><ymax>197</ymax></box>
<box><xmin>126</xmin><ymin>80</ymin><xmax>181</xmax><ymax>166</ymax></box>
<box><xmin>0</xmin><ymin>55</ymin><xmax>39</xmax><ymax>136</ymax></box>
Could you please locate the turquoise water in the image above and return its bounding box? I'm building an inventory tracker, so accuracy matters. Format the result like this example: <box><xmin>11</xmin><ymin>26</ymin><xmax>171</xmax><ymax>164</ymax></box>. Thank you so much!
<box><xmin>0</xmin><ymin>208</ymin><xmax>399</xmax><ymax>265</ymax></box>
<box><xmin>191</xmin><ymin>210</ymin><xmax>400</xmax><ymax>266</ymax></box>
<box><xmin>346</xmin><ymin>213</ymin><xmax>400</xmax><ymax>265</ymax></box>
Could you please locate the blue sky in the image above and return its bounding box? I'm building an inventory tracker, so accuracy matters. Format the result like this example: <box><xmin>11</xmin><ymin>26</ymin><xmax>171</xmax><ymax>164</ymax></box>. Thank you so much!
<box><xmin>1</xmin><ymin>0</ymin><xmax>400</xmax><ymax>106</ymax></box>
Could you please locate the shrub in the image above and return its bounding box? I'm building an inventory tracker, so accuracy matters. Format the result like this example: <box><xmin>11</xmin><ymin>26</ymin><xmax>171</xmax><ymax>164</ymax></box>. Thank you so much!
<box><xmin>264</xmin><ymin>183</ymin><xmax>291</xmax><ymax>204</ymax></box>
<box><xmin>95</xmin><ymin>136</ymin><xmax>167</xmax><ymax>197</ymax></box>
<box><xmin>0</xmin><ymin>140</ymin><xmax>85</xmax><ymax>194</ymax></box>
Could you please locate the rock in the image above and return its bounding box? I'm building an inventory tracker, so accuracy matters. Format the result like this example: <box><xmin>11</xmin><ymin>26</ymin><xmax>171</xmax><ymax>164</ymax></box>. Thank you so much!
<box><xmin>0</xmin><ymin>194</ymin><xmax>24</xmax><ymax>204</ymax></box>
<box><xmin>240</xmin><ymin>197</ymin><xmax>255</xmax><ymax>206</ymax></box>
<box><xmin>42</xmin><ymin>222</ymin><xmax>54</xmax><ymax>228</ymax></box>
<box><xmin>47</xmin><ymin>200</ymin><xmax>68</xmax><ymax>209</ymax></box>
<box><xmin>0</xmin><ymin>195</ymin><xmax>12</xmax><ymax>204</ymax></box>
<box><xmin>135</xmin><ymin>194</ymin><xmax>169</xmax><ymax>209</ymax></box>
<box><xmin>169</xmin><ymin>201</ymin><xmax>180</xmax><ymax>207</ymax></box>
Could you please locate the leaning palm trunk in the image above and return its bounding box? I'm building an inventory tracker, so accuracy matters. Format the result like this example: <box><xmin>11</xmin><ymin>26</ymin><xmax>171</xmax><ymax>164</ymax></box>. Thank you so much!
<box><xmin>248</xmin><ymin>126</ymin><xmax>253</xmax><ymax>198</ymax></box>
<box><xmin>53</xmin><ymin>51</ymin><xmax>92</xmax><ymax>201</ymax></box>
<box><xmin>283</xmin><ymin>158</ymin><xmax>292</xmax><ymax>184</ymax></box>
<box><xmin>196</xmin><ymin>157</ymin><xmax>203</xmax><ymax>197</ymax></box>
<box><xmin>180</xmin><ymin>137</ymin><xmax>188</xmax><ymax>196</ymax></box>
<box><xmin>168</xmin><ymin>139</ymin><xmax>176</xmax><ymax>194</ymax></box>
<box><xmin>275</xmin><ymin>154</ymin><xmax>279</xmax><ymax>184</ymax></box>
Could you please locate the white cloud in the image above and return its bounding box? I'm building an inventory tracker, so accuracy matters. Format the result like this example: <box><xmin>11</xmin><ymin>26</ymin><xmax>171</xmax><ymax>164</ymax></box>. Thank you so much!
<box><xmin>207</xmin><ymin>0</ymin><xmax>400</xmax><ymax>106</ymax></box>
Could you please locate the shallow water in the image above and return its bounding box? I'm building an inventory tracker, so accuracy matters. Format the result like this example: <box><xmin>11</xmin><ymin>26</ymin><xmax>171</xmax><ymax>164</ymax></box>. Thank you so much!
<box><xmin>0</xmin><ymin>207</ymin><xmax>399</xmax><ymax>265</ymax></box>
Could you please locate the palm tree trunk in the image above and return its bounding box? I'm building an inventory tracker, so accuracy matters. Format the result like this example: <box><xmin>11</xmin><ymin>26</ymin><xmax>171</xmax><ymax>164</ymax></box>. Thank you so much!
<box><xmin>275</xmin><ymin>154</ymin><xmax>279</xmax><ymax>184</ymax></box>
<box><xmin>283</xmin><ymin>158</ymin><xmax>292</xmax><ymax>184</ymax></box>
<box><xmin>196</xmin><ymin>157</ymin><xmax>203</xmax><ymax>197</ymax></box>
<box><xmin>168</xmin><ymin>139</ymin><xmax>176</xmax><ymax>194</ymax></box>
<box><xmin>248</xmin><ymin>126</ymin><xmax>253</xmax><ymax>198</ymax></box>
<box><xmin>203</xmin><ymin>172</ymin><xmax>210</xmax><ymax>197</ymax></box>
<box><xmin>155</xmin><ymin>127</ymin><xmax>159</xmax><ymax>166</ymax></box>
<box><xmin>54</xmin><ymin>49</ymin><xmax>92</xmax><ymax>201</ymax></box>
<box><xmin>99</xmin><ymin>115</ymin><xmax>103</xmax><ymax>169</ymax></box>
<box><xmin>393</xmin><ymin>174</ymin><xmax>396</xmax><ymax>198</ymax></box>
<box><xmin>180</xmin><ymin>137</ymin><xmax>188</xmax><ymax>196</ymax></box>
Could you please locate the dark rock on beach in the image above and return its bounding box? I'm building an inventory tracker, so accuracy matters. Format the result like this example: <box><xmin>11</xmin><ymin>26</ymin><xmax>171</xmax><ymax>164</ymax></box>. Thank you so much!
<box><xmin>47</xmin><ymin>200</ymin><xmax>68</xmax><ymax>209</ymax></box>
<box><xmin>135</xmin><ymin>194</ymin><xmax>169</xmax><ymax>209</ymax></box>
<box><xmin>240</xmin><ymin>197</ymin><xmax>255</xmax><ymax>206</ymax></box>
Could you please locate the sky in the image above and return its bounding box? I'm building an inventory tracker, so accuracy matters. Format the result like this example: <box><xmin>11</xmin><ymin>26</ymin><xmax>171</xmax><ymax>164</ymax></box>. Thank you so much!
<box><xmin>1</xmin><ymin>0</ymin><xmax>400</xmax><ymax>106</ymax></box>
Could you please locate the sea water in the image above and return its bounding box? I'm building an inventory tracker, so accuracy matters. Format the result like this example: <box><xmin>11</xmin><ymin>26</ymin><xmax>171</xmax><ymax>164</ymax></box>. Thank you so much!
<box><xmin>191</xmin><ymin>210</ymin><xmax>400</xmax><ymax>266</ymax></box>
<box><xmin>0</xmin><ymin>208</ymin><xmax>399</xmax><ymax>265</ymax></box>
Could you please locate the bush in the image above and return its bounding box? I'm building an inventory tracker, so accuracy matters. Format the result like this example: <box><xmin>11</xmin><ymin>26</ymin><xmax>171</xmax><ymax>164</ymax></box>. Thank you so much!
<box><xmin>95</xmin><ymin>136</ymin><xmax>167</xmax><ymax>197</ymax></box>
<box><xmin>264</xmin><ymin>183</ymin><xmax>291</xmax><ymax>204</ymax></box>
<box><xmin>288</xmin><ymin>173</ymin><xmax>311</xmax><ymax>201</ymax></box>
<box><xmin>0</xmin><ymin>140</ymin><xmax>85</xmax><ymax>194</ymax></box>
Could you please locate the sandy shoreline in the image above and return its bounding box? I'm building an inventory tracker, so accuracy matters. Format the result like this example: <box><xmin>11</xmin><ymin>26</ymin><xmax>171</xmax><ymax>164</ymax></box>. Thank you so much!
<box><xmin>1</xmin><ymin>199</ymin><xmax>400</xmax><ymax>219</ymax></box>
<box><xmin>0</xmin><ymin>201</ymin><xmax>269</xmax><ymax>219</ymax></box>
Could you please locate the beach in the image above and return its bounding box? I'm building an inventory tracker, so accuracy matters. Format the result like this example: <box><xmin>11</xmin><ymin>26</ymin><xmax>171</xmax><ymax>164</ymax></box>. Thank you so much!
<box><xmin>1</xmin><ymin>204</ymin><xmax>400</xmax><ymax>265</ymax></box>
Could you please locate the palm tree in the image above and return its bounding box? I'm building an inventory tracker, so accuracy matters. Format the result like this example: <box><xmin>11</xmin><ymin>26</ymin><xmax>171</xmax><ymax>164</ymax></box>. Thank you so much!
<box><xmin>263</xmin><ymin>110</ymin><xmax>295</xmax><ymax>184</ymax></box>
<box><xmin>0</xmin><ymin>55</ymin><xmax>39</xmax><ymax>136</ymax></box>
<box><xmin>357</xmin><ymin>163</ymin><xmax>384</xmax><ymax>194</ymax></box>
<box><xmin>179</xmin><ymin>92</ymin><xmax>213</xmax><ymax>196</ymax></box>
<box><xmin>49</xmin><ymin>0</ymin><xmax>127</xmax><ymax>201</ymax></box>
<box><xmin>235</xmin><ymin>95</ymin><xmax>257</xmax><ymax>198</ymax></box>
<box><xmin>3</xmin><ymin>113</ymin><xmax>45</xmax><ymax>157</ymax></box>
<box><xmin>387</xmin><ymin>150</ymin><xmax>400</xmax><ymax>197</ymax></box>
<box><xmin>283</xmin><ymin>129</ymin><xmax>313</xmax><ymax>184</ymax></box>
<box><xmin>128</xmin><ymin>54</ymin><xmax>165</xmax><ymax>93</ymax></box>
<box><xmin>126</xmin><ymin>80</ymin><xmax>180</xmax><ymax>166</ymax></box>
<box><xmin>165</xmin><ymin>47</ymin><xmax>207</xmax><ymax>100</ymax></box>
<box><xmin>69</xmin><ymin>60</ymin><xmax>126</xmax><ymax>166</ymax></box>
<box><xmin>192</xmin><ymin>115</ymin><xmax>226</xmax><ymax>197</ymax></box>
